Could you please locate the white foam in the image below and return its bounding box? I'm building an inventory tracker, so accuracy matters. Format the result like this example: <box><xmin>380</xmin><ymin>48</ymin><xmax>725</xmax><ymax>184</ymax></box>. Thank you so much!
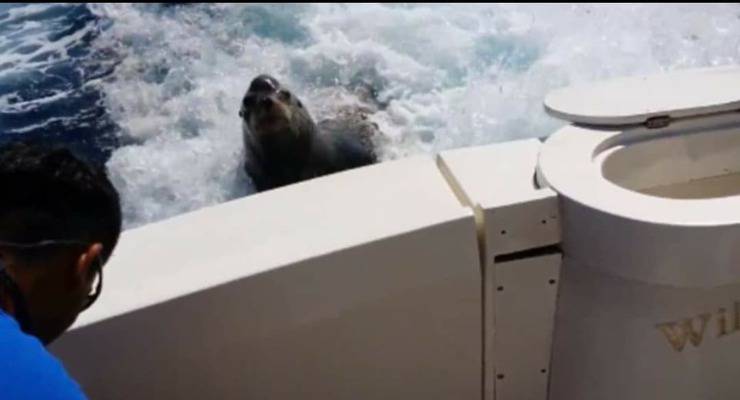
<box><xmin>87</xmin><ymin>3</ymin><xmax>740</xmax><ymax>228</ymax></box>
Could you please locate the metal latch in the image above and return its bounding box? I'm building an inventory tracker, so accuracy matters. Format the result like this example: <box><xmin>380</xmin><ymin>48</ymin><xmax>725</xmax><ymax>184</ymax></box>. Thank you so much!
<box><xmin>644</xmin><ymin>115</ymin><xmax>671</xmax><ymax>129</ymax></box>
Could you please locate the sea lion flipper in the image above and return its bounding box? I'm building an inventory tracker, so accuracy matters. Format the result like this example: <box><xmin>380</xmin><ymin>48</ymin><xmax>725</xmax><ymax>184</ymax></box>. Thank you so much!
<box><xmin>317</xmin><ymin>113</ymin><xmax>378</xmax><ymax>169</ymax></box>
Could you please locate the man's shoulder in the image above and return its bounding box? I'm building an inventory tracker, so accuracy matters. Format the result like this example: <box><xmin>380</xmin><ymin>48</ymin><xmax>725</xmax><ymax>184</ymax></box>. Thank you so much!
<box><xmin>0</xmin><ymin>312</ymin><xmax>87</xmax><ymax>400</ymax></box>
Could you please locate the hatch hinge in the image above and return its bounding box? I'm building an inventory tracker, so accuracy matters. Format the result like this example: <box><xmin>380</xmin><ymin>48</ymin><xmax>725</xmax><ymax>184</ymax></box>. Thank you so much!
<box><xmin>644</xmin><ymin>115</ymin><xmax>671</xmax><ymax>129</ymax></box>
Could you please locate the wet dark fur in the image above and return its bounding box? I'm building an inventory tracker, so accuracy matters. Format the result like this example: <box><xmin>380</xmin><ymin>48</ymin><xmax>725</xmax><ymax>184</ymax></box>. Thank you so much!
<box><xmin>240</xmin><ymin>74</ymin><xmax>378</xmax><ymax>192</ymax></box>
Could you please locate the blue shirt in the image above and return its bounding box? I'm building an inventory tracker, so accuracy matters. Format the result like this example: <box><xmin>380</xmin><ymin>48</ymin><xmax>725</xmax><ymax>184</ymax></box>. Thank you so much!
<box><xmin>0</xmin><ymin>310</ymin><xmax>87</xmax><ymax>399</ymax></box>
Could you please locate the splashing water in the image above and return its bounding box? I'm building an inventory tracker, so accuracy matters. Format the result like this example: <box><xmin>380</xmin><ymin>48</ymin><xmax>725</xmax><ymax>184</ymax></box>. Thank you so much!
<box><xmin>2</xmin><ymin>3</ymin><xmax>740</xmax><ymax>228</ymax></box>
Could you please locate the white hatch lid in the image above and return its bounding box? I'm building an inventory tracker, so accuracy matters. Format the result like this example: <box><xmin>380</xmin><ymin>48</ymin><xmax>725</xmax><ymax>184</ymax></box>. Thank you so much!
<box><xmin>544</xmin><ymin>65</ymin><xmax>740</xmax><ymax>126</ymax></box>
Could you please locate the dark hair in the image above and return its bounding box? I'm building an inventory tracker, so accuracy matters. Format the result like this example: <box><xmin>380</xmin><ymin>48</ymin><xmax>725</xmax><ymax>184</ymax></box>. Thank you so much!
<box><xmin>0</xmin><ymin>141</ymin><xmax>122</xmax><ymax>264</ymax></box>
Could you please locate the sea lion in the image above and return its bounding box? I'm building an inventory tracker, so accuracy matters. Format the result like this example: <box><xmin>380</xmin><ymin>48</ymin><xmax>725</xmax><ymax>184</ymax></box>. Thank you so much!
<box><xmin>240</xmin><ymin>74</ymin><xmax>379</xmax><ymax>192</ymax></box>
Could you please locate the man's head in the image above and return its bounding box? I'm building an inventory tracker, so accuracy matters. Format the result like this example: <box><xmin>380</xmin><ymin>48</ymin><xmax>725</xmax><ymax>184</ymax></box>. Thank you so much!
<box><xmin>0</xmin><ymin>141</ymin><xmax>121</xmax><ymax>344</ymax></box>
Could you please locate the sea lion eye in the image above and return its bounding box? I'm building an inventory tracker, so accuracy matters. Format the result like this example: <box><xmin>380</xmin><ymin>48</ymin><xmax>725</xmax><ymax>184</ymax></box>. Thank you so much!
<box><xmin>278</xmin><ymin>90</ymin><xmax>291</xmax><ymax>101</ymax></box>
<box><xmin>240</xmin><ymin>96</ymin><xmax>254</xmax><ymax>117</ymax></box>
<box><xmin>240</xmin><ymin>96</ymin><xmax>257</xmax><ymax>117</ymax></box>
<box><xmin>296</xmin><ymin>100</ymin><xmax>303</xmax><ymax>108</ymax></box>
<box><xmin>243</xmin><ymin>95</ymin><xmax>256</xmax><ymax>108</ymax></box>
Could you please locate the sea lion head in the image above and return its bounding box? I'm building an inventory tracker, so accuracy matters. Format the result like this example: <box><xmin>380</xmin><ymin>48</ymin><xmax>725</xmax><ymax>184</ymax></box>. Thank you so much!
<box><xmin>240</xmin><ymin>75</ymin><xmax>316</xmax><ymax>155</ymax></box>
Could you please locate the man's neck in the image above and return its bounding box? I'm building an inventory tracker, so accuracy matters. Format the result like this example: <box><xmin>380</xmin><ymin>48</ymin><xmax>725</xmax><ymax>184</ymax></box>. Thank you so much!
<box><xmin>0</xmin><ymin>290</ymin><xmax>16</xmax><ymax>316</ymax></box>
<box><xmin>0</xmin><ymin>260</ymin><xmax>17</xmax><ymax>316</ymax></box>
<box><xmin>0</xmin><ymin>268</ymin><xmax>35</xmax><ymax>337</ymax></box>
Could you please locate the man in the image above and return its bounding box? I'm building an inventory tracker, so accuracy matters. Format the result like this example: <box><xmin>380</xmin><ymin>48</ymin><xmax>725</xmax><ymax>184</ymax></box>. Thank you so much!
<box><xmin>0</xmin><ymin>141</ymin><xmax>122</xmax><ymax>399</ymax></box>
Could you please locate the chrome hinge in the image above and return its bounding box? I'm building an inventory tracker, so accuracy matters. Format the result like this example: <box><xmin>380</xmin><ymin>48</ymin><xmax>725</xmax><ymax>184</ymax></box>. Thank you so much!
<box><xmin>644</xmin><ymin>115</ymin><xmax>671</xmax><ymax>129</ymax></box>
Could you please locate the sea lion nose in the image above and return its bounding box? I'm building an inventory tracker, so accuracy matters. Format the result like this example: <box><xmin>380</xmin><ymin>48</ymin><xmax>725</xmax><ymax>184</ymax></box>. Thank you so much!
<box><xmin>249</xmin><ymin>75</ymin><xmax>279</xmax><ymax>93</ymax></box>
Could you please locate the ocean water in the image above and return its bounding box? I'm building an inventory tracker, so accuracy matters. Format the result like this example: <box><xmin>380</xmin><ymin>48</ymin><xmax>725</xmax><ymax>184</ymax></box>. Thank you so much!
<box><xmin>2</xmin><ymin>3</ymin><xmax>739</xmax><ymax>228</ymax></box>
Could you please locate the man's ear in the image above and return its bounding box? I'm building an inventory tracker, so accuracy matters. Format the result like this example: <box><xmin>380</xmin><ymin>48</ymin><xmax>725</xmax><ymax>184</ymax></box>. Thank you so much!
<box><xmin>75</xmin><ymin>243</ymin><xmax>103</xmax><ymax>283</ymax></box>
